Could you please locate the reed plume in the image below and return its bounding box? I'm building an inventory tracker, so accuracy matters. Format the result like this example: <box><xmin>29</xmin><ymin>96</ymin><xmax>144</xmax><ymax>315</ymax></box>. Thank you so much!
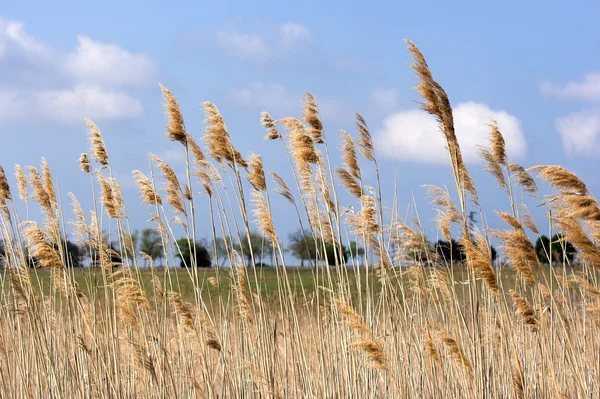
<box><xmin>406</xmin><ymin>40</ymin><xmax>478</xmax><ymax>206</ymax></box>
<box><xmin>133</xmin><ymin>170</ymin><xmax>162</xmax><ymax>206</ymax></box>
<box><xmin>303</xmin><ymin>92</ymin><xmax>324</xmax><ymax>144</ymax></box>
<box><xmin>251</xmin><ymin>190</ymin><xmax>277</xmax><ymax>244</ymax></box>
<box><xmin>86</xmin><ymin>118</ymin><xmax>109</xmax><ymax>166</ymax></box>
<box><xmin>152</xmin><ymin>155</ymin><xmax>186</xmax><ymax>215</ymax></box>
<box><xmin>78</xmin><ymin>153</ymin><xmax>91</xmax><ymax>173</ymax></box>
<box><xmin>248</xmin><ymin>154</ymin><xmax>267</xmax><ymax>191</ymax></box>
<box><xmin>340</xmin><ymin>130</ymin><xmax>361</xmax><ymax>180</ymax></box>
<box><xmin>269</xmin><ymin>171</ymin><xmax>295</xmax><ymax>205</ymax></box>
<box><xmin>202</xmin><ymin>102</ymin><xmax>247</xmax><ymax>168</ymax></box>
<box><xmin>14</xmin><ymin>164</ymin><xmax>28</xmax><ymax>201</ymax></box>
<box><xmin>261</xmin><ymin>111</ymin><xmax>281</xmax><ymax>140</ymax></box>
<box><xmin>355</xmin><ymin>113</ymin><xmax>375</xmax><ymax>162</ymax></box>
<box><xmin>159</xmin><ymin>83</ymin><xmax>188</xmax><ymax>146</ymax></box>
<box><xmin>510</xmin><ymin>290</ymin><xmax>539</xmax><ymax>332</ymax></box>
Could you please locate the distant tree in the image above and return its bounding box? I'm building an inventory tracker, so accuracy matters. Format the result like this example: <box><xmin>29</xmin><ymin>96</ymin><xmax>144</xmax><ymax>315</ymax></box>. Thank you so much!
<box><xmin>490</xmin><ymin>245</ymin><xmax>498</xmax><ymax>263</ymax></box>
<box><xmin>288</xmin><ymin>230</ymin><xmax>347</xmax><ymax>266</ymax></box>
<box><xmin>236</xmin><ymin>231</ymin><xmax>273</xmax><ymax>266</ymax></box>
<box><xmin>289</xmin><ymin>230</ymin><xmax>316</xmax><ymax>267</ymax></box>
<box><xmin>535</xmin><ymin>235</ymin><xmax>551</xmax><ymax>264</ymax></box>
<box><xmin>175</xmin><ymin>238</ymin><xmax>211</xmax><ymax>268</ymax></box>
<box><xmin>536</xmin><ymin>234</ymin><xmax>576</xmax><ymax>264</ymax></box>
<box><xmin>139</xmin><ymin>228</ymin><xmax>163</xmax><ymax>266</ymax></box>
<box><xmin>551</xmin><ymin>233</ymin><xmax>577</xmax><ymax>263</ymax></box>
<box><xmin>434</xmin><ymin>239</ymin><xmax>466</xmax><ymax>262</ymax></box>
<box><xmin>213</xmin><ymin>236</ymin><xmax>235</xmax><ymax>267</ymax></box>
<box><xmin>345</xmin><ymin>241</ymin><xmax>365</xmax><ymax>265</ymax></box>
<box><xmin>62</xmin><ymin>240</ymin><xmax>85</xmax><ymax>268</ymax></box>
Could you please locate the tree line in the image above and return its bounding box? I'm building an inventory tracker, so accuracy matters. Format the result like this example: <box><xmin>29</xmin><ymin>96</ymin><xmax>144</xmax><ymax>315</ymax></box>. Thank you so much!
<box><xmin>0</xmin><ymin>228</ymin><xmax>577</xmax><ymax>268</ymax></box>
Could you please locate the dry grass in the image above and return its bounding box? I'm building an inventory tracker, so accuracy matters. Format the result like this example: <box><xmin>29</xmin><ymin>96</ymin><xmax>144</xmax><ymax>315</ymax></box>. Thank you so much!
<box><xmin>0</xmin><ymin>42</ymin><xmax>599</xmax><ymax>398</ymax></box>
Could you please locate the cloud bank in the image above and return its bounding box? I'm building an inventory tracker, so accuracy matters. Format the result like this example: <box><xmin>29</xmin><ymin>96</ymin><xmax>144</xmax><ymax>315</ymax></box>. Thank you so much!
<box><xmin>374</xmin><ymin>102</ymin><xmax>527</xmax><ymax>164</ymax></box>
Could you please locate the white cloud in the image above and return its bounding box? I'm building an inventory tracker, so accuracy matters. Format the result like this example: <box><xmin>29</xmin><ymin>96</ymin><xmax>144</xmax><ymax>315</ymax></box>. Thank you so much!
<box><xmin>374</xmin><ymin>102</ymin><xmax>527</xmax><ymax>164</ymax></box>
<box><xmin>0</xmin><ymin>90</ymin><xmax>26</xmax><ymax>123</ymax></box>
<box><xmin>36</xmin><ymin>85</ymin><xmax>143</xmax><ymax>123</ymax></box>
<box><xmin>228</xmin><ymin>81</ymin><xmax>299</xmax><ymax>116</ymax></box>
<box><xmin>280</xmin><ymin>23</ymin><xmax>312</xmax><ymax>47</ymax></box>
<box><xmin>371</xmin><ymin>88</ymin><xmax>400</xmax><ymax>109</ymax></box>
<box><xmin>66</xmin><ymin>36</ymin><xmax>157</xmax><ymax>86</ymax></box>
<box><xmin>555</xmin><ymin>109</ymin><xmax>600</xmax><ymax>156</ymax></box>
<box><xmin>541</xmin><ymin>72</ymin><xmax>600</xmax><ymax>101</ymax></box>
<box><xmin>0</xmin><ymin>17</ymin><xmax>155</xmax><ymax>125</ymax></box>
<box><xmin>216</xmin><ymin>31</ymin><xmax>270</xmax><ymax>62</ymax></box>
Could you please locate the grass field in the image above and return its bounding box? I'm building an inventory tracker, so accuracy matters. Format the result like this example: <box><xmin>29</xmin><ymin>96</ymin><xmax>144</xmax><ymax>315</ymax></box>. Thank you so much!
<box><xmin>1</xmin><ymin>40</ymin><xmax>599</xmax><ymax>398</ymax></box>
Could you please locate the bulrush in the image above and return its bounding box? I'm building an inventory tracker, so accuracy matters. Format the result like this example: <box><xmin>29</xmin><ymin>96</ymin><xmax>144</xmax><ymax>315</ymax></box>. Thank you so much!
<box><xmin>202</xmin><ymin>101</ymin><xmax>247</xmax><ymax>168</ymax></box>
<box><xmin>261</xmin><ymin>111</ymin><xmax>281</xmax><ymax>140</ymax></box>
<box><xmin>159</xmin><ymin>84</ymin><xmax>188</xmax><ymax>146</ymax></box>
<box><xmin>86</xmin><ymin>118</ymin><xmax>109</xmax><ymax>166</ymax></box>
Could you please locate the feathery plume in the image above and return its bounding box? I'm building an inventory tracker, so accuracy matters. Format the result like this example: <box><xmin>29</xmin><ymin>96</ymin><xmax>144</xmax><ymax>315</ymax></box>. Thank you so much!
<box><xmin>97</xmin><ymin>172</ymin><xmax>119</xmax><ymax>218</ymax></box>
<box><xmin>261</xmin><ymin>111</ymin><xmax>281</xmax><ymax>140</ymax></box>
<box><xmin>14</xmin><ymin>164</ymin><xmax>28</xmax><ymax>201</ymax></box>
<box><xmin>202</xmin><ymin>102</ymin><xmax>247</xmax><ymax>168</ymax></box>
<box><xmin>186</xmin><ymin>133</ymin><xmax>206</xmax><ymax>165</ymax></box>
<box><xmin>335</xmin><ymin>168</ymin><xmax>363</xmax><ymax>198</ymax></box>
<box><xmin>407</xmin><ymin>40</ymin><xmax>478</xmax><ymax>205</ymax></box>
<box><xmin>269</xmin><ymin>171</ymin><xmax>295</xmax><ymax>205</ymax></box>
<box><xmin>159</xmin><ymin>83</ymin><xmax>187</xmax><ymax>146</ymax></box>
<box><xmin>510</xmin><ymin>290</ymin><xmax>539</xmax><ymax>332</ymax></box>
<box><xmin>251</xmin><ymin>190</ymin><xmax>277</xmax><ymax>243</ymax></box>
<box><xmin>27</xmin><ymin>166</ymin><xmax>52</xmax><ymax>212</ymax></box>
<box><xmin>459</xmin><ymin>233</ymin><xmax>500</xmax><ymax>295</ymax></box>
<box><xmin>22</xmin><ymin>222</ymin><xmax>64</xmax><ymax>268</ymax></box>
<box><xmin>355</xmin><ymin>113</ymin><xmax>375</xmax><ymax>162</ymax></box>
<box><xmin>340</xmin><ymin>130</ymin><xmax>361</xmax><ymax>180</ymax></box>
<box><xmin>78</xmin><ymin>153</ymin><xmax>91</xmax><ymax>174</ymax></box>
<box><xmin>152</xmin><ymin>155</ymin><xmax>186</xmax><ymax>215</ymax></box>
<box><xmin>133</xmin><ymin>170</ymin><xmax>162</xmax><ymax>205</ymax></box>
<box><xmin>494</xmin><ymin>229</ymin><xmax>538</xmax><ymax>286</ymax></box>
<box><xmin>86</xmin><ymin>118</ymin><xmax>109</xmax><ymax>166</ymax></box>
<box><xmin>303</xmin><ymin>92</ymin><xmax>324</xmax><ymax>144</ymax></box>
<box><xmin>509</xmin><ymin>164</ymin><xmax>538</xmax><ymax>193</ymax></box>
<box><xmin>41</xmin><ymin>158</ymin><xmax>57</xmax><ymax>206</ymax></box>
<box><xmin>248</xmin><ymin>154</ymin><xmax>267</xmax><ymax>191</ymax></box>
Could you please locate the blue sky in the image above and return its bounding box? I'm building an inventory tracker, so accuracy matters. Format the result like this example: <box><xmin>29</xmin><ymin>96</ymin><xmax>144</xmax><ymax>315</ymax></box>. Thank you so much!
<box><xmin>0</xmin><ymin>1</ymin><xmax>599</xmax><ymax>248</ymax></box>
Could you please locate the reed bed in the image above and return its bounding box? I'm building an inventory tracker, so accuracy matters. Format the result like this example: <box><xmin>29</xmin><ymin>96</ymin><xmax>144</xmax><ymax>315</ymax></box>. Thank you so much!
<box><xmin>0</xmin><ymin>41</ymin><xmax>599</xmax><ymax>398</ymax></box>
